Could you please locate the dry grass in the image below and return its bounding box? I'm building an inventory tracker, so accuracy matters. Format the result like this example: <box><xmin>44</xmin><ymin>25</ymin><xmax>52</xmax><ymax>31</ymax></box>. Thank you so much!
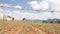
<box><xmin>0</xmin><ymin>20</ymin><xmax>60</xmax><ymax>34</ymax></box>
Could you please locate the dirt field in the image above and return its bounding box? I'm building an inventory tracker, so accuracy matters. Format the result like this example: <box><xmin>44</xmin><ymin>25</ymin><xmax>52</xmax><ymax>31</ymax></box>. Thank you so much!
<box><xmin>0</xmin><ymin>20</ymin><xmax>60</xmax><ymax>34</ymax></box>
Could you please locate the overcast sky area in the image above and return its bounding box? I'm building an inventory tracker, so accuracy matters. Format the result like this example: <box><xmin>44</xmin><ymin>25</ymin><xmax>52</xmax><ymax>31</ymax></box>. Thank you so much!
<box><xmin>0</xmin><ymin>0</ymin><xmax>60</xmax><ymax>20</ymax></box>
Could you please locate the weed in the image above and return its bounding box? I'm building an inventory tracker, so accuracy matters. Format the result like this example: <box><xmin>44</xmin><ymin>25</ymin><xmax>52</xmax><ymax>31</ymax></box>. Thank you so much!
<box><xmin>1</xmin><ymin>29</ymin><xmax>7</xmax><ymax>34</ymax></box>
<box><xmin>9</xmin><ymin>27</ymin><xmax>14</xmax><ymax>31</ymax></box>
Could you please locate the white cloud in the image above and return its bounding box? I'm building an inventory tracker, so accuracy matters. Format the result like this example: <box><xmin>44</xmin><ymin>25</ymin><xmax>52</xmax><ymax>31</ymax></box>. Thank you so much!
<box><xmin>28</xmin><ymin>0</ymin><xmax>60</xmax><ymax>11</ymax></box>
<box><xmin>44</xmin><ymin>0</ymin><xmax>60</xmax><ymax>11</ymax></box>
<box><xmin>1</xmin><ymin>8</ymin><xmax>60</xmax><ymax>20</ymax></box>
<box><xmin>2</xmin><ymin>9</ymin><xmax>51</xmax><ymax>20</ymax></box>
<box><xmin>0</xmin><ymin>4</ymin><xmax>23</xmax><ymax>9</ymax></box>
<box><xmin>51</xmin><ymin>12</ymin><xmax>60</xmax><ymax>19</ymax></box>
<box><xmin>0</xmin><ymin>4</ymin><xmax>11</xmax><ymax>7</ymax></box>
<box><xmin>28</xmin><ymin>0</ymin><xmax>49</xmax><ymax>10</ymax></box>
<box><xmin>13</xmin><ymin>5</ymin><xmax>23</xmax><ymax>9</ymax></box>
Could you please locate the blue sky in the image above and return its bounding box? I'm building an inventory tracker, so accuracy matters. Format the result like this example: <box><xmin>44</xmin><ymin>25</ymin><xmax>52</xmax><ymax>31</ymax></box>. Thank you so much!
<box><xmin>0</xmin><ymin>0</ymin><xmax>44</xmax><ymax>13</ymax></box>
<box><xmin>0</xmin><ymin>0</ymin><xmax>60</xmax><ymax>20</ymax></box>
<box><xmin>0</xmin><ymin>0</ymin><xmax>32</xmax><ymax>8</ymax></box>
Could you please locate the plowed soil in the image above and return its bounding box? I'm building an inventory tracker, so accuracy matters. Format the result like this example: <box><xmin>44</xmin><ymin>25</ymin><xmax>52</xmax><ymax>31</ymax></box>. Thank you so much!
<box><xmin>0</xmin><ymin>20</ymin><xmax>60</xmax><ymax>34</ymax></box>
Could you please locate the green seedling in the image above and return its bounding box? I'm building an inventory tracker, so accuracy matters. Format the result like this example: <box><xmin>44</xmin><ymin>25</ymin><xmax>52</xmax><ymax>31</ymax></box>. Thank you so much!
<box><xmin>37</xmin><ymin>31</ymin><xmax>41</xmax><ymax>34</ymax></box>
<box><xmin>1</xmin><ymin>29</ymin><xmax>7</xmax><ymax>34</ymax></box>
<box><xmin>9</xmin><ymin>27</ymin><xmax>14</xmax><ymax>31</ymax></box>
<box><xmin>0</xmin><ymin>28</ymin><xmax>3</xmax><ymax>31</ymax></box>
<box><xmin>23</xmin><ymin>27</ymin><xmax>29</xmax><ymax>34</ymax></box>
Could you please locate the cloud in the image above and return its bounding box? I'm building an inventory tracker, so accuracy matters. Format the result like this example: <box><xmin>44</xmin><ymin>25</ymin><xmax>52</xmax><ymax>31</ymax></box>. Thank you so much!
<box><xmin>28</xmin><ymin>0</ymin><xmax>60</xmax><ymax>11</ymax></box>
<box><xmin>0</xmin><ymin>4</ymin><xmax>23</xmax><ymax>9</ymax></box>
<box><xmin>44</xmin><ymin>0</ymin><xmax>60</xmax><ymax>11</ymax></box>
<box><xmin>1</xmin><ymin>8</ymin><xmax>60</xmax><ymax>20</ymax></box>
<box><xmin>0</xmin><ymin>4</ymin><xmax>11</xmax><ymax>7</ymax></box>
<box><xmin>13</xmin><ymin>5</ymin><xmax>23</xmax><ymax>9</ymax></box>
<box><xmin>1</xmin><ymin>9</ymin><xmax>51</xmax><ymax>20</ymax></box>
<box><xmin>28</xmin><ymin>0</ymin><xmax>49</xmax><ymax>10</ymax></box>
<box><xmin>1</xmin><ymin>2</ymin><xmax>60</xmax><ymax>20</ymax></box>
<box><xmin>51</xmin><ymin>12</ymin><xmax>60</xmax><ymax>19</ymax></box>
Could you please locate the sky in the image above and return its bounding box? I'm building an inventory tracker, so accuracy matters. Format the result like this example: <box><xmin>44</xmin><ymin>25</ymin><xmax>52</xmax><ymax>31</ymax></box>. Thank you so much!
<box><xmin>0</xmin><ymin>0</ymin><xmax>32</xmax><ymax>8</ymax></box>
<box><xmin>0</xmin><ymin>0</ymin><xmax>60</xmax><ymax>20</ymax></box>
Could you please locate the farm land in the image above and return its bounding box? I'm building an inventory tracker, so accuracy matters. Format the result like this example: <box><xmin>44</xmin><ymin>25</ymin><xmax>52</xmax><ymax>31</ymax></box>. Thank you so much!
<box><xmin>0</xmin><ymin>20</ymin><xmax>60</xmax><ymax>34</ymax></box>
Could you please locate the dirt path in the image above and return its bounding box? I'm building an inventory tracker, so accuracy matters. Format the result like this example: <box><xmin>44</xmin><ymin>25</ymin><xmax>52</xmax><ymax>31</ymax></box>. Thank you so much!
<box><xmin>4</xmin><ymin>23</ymin><xmax>25</xmax><ymax>34</ymax></box>
<box><xmin>15</xmin><ymin>23</ymin><xmax>25</xmax><ymax>34</ymax></box>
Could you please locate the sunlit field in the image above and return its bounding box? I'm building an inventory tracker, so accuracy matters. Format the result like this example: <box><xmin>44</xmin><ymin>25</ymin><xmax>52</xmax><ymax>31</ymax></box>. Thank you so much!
<box><xmin>0</xmin><ymin>20</ymin><xmax>60</xmax><ymax>34</ymax></box>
